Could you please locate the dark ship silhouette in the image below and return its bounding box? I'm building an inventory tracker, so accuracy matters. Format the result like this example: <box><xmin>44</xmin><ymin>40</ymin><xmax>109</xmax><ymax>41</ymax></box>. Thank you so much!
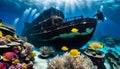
<box><xmin>22</xmin><ymin>7</ymin><xmax>98</xmax><ymax>51</ymax></box>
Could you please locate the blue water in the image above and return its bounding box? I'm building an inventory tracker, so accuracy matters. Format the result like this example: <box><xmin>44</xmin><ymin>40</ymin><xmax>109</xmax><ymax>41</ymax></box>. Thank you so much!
<box><xmin>0</xmin><ymin>0</ymin><xmax>120</xmax><ymax>69</ymax></box>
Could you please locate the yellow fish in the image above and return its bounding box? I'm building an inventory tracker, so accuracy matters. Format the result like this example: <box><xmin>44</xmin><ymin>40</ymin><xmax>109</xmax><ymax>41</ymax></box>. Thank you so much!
<box><xmin>0</xmin><ymin>31</ymin><xmax>3</xmax><ymax>38</ymax></box>
<box><xmin>70</xmin><ymin>49</ymin><xmax>80</xmax><ymax>57</ymax></box>
<box><xmin>61</xmin><ymin>46</ymin><xmax>68</xmax><ymax>51</ymax></box>
<box><xmin>71</xmin><ymin>28</ymin><xmax>79</xmax><ymax>33</ymax></box>
<box><xmin>89</xmin><ymin>42</ymin><xmax>104</xmax><ymax>50</ymax></box>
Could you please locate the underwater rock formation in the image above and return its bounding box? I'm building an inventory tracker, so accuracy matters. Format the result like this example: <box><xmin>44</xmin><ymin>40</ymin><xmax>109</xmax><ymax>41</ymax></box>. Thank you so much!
<box><xmin>48</xmin><ymin>52</ymin><xmax>97</xmax><ymax>69</ymax></box>
<box><xmin>99</xmin><ymin>36</ymin><xmax>120</xmax><ymax>47</ymax></box>
<box><xmin>106</xmin><ymin>50</ymin><xmax>120</xmax><ymax>69</ymax></box>
<box><xmin>0</xmin><ymin>24</ymin><xmax>36</xmax><ymax>69</ymax></box>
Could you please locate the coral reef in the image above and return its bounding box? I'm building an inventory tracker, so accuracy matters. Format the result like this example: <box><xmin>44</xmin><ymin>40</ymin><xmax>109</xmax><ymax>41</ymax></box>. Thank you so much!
<box><xmin>0</xmin><ymin>24</ymin><xmax>35</xmax><ymax>69</ymax></box>
<box><xmin>106</xmin><ymin>50</ymin><xmax>120</xmax><ymax>69</ymax></box>
<box><xmin>48</xmin><ymin>52</ymin><xmax>97</xmax><ymax>69</ymax></box>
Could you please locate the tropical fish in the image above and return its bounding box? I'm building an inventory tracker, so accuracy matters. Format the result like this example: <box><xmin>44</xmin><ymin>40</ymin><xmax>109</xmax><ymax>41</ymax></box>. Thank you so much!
<box><xmin>2</xmin><ymin>52</ymin><xmax>17</xmax><ymax>61</ymax></box>
<box><xmin>70</xmin><ymin>49</ymin><xmax>80</xmax><ymax>57</ymax></box>
<box><xmin>0</xmin><ymin>31</ymin><xmax>3</xmax><ymax>38</ymax></box>
<box><xmin>61</xmin><ymin>46</ymin><xmax>68</xmax><ymax>51</ymax></box>
<box><xmin>89</xmin><ymin>42</ymin><xmax>104</xmax><ymax>50</ymax></box>
<box><xmin>71</xmin><ymin>28</ymin><xmax>79</xmax><ymax>33</ymax></box>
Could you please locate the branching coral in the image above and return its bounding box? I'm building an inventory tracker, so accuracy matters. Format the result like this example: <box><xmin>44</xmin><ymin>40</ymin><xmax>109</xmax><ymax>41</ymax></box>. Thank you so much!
<box><xmin>48</xmin><ymin>52</ymin><xmax>97</xmax><ymax>69</ymax></box>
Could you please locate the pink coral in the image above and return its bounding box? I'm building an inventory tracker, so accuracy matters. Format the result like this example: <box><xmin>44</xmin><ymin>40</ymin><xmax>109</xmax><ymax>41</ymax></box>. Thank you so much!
<box><xmin>0</xmin><ymin>62</ymin><xmax>6</xmax><ymax>69</ymax></box>
<box><xmin>9</xmin><ymin>63</ymin><xmax>22</xmax><ymax>69</ymax></box>
<box><xmin>0</xmin><ymin>37</ymin><xmax>9</xmax><ymax>45</ymax></box>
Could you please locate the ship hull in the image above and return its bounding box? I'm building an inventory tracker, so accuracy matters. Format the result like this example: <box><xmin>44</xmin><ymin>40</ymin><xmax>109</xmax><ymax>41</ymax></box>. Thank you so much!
<box><xmin>22</xmin><ymin>18</ymin><xmax>97</xmax><ymax>51</ymax></box>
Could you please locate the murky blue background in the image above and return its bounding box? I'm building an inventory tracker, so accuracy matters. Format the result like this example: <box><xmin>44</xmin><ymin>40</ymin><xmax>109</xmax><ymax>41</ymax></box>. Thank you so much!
<box><xmin>0</xmin><ymin>0</ymin><xmax>120</xmax><ymax>38</ymax></box>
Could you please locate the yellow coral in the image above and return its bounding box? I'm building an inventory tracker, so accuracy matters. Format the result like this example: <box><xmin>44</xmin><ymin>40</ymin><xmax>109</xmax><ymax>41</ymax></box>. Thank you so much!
<box><xmin>5</xmin><ymin>35</ymin><xmax>13</xmax><ymax>40</ymax></box>
<box><xmin>71</xmin><ymin>28</ymin><xmax>79</xmax><ymax>33</ymax></box>
<box><xmin>21</xmin><ymin>37</ymin><xmax>27</xmax><ymax>41</ymax></box>
<box><xmin>89</xmin><ymin>42</ymin><xmax>104</xmax><ymax>50</ymax></box>
<box><xmin>17</xmin><ymin>46</ymin><xmax>22</xmax><ymax>50</ymax></box>
<box><xmin>29</xmin><ymin>52</ymin><xmax>36</xmax><ymax>58</ymax></box>
<box><xmin>13</xmin><ymin>34</ymin><xmax>18</xmax><ymax>39</ymax></box>
<box><xmin>70</xmin><ymin>49</ymin><xmax>80</xmax><ymax>57</ymax></box>
<box><xmin>22</xmin><ymin>63</ymin><xmax>27</xmax><ymax>69</ymax></box>
<box><xmin>0</xmin><ymin>22</ymin><xmax>2</xmax><ymax>27</ymax></box>
<box><xmin>0</xmin><ymin>31</ymin><xmax>3</xmax><ymax>38</ymax></box>
<box><xmin>61</xmin><ymin>46</ymin><xmax>68</xmax><ymax>51</ymax></box>
<box><xmin>12</xmin><ymin>59</ymin><xmax>20</xmax><ymax>64</ymax></box>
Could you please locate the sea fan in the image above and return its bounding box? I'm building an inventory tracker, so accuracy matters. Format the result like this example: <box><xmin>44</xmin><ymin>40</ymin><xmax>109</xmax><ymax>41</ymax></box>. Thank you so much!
<box><xmin>48</xmin><ymin>52</ymin><xmax>97</xmax><ymax>69</ymax></box>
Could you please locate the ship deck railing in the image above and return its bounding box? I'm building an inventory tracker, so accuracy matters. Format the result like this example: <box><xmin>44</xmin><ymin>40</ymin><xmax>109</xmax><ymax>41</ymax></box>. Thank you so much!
<box><xmin>25</xmin><ymin>16</ymin><xmax>96</xmax><ymax>32</ymax></box>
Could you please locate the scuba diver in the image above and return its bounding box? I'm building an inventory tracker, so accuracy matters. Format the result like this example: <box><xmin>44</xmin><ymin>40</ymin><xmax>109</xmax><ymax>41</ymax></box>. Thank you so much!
<box><xmin>94</xmin><ymin>10</ymin><xmax>104</xmax><ymax>22</ymax></box>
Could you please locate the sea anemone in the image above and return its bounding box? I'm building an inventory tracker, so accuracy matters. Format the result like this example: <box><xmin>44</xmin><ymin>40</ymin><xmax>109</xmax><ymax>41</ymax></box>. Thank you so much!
<box><xmin>39</xmin><ymin>46</ymin><xmax>55</xmax><ymax>58</ymax></box>
<box><xmin>48</xmin><ymin>52</ymin><xmax>97</xmax><ymax>69</ymax></box>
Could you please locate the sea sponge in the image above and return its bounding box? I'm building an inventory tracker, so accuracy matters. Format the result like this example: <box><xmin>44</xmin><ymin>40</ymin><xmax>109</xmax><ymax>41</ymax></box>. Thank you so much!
<box><xmin>48</xmin><ymin>52</ymin><xmax>97</xmax><ymax>69</ymax></box>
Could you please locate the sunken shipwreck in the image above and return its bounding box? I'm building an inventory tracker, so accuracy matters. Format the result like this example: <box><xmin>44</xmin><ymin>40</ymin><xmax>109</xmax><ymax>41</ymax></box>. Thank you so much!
<box><xmin>22</xmin><ymin>7</ymin><xmax>98</xmax><ymax>51</ymax></box>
